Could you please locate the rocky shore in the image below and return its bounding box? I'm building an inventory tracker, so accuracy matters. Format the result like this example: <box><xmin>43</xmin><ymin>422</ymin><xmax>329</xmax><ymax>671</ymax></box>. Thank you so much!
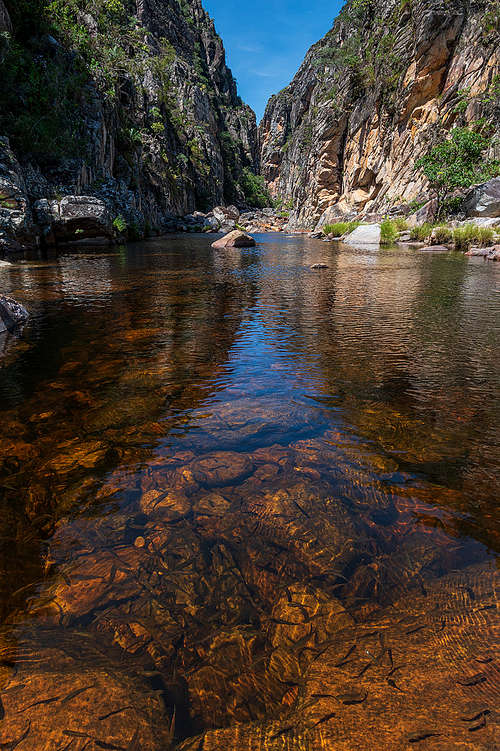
<box><xmin>0</xmin><ymin>130</ymin><xmax>288</xmax><ymax>255</ymax></box>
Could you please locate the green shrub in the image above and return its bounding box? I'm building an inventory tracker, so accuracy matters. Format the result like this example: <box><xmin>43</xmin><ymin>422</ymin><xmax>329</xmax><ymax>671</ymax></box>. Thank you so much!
<box><xmin>453</xmin><ymin>224</ymin><xmax>495</xmax><ymax>251</ymax></box>
<box><xmin>433</xmin><ymin>225</ymin><xmax>453</xmax><ymax>244</ymax></box>
<box><xmin>415</xmin><ymin>127</ymin><xmax>499</xmax><ymax>217</ymax></box>
<box><xmin>113</xmin><ymin>214</ymin><xmax>127</xmax><ymax>234</ymax></box>
<box><xmin>393</xmin><ymin>217</ymin><xmax>408</xmax><ymax>232</ymax></box>
<box><xmin>240</xmin><ymin>168</ymin><xmax>272</xmax><ymax>208</ymax></box>
<box><xmin>380</xmin><ymin>219</ymin><xmax>398</xmax><ymax>244</ymax></box>
<box><xmin>409</xmin><ymin>223</ymin><xmax>432</xmax><ymax>242</ymax></box>
<box><xmin>323</xmin><ymin>221</ymin><xmax>360</xmax><ymax>237</ymax></box>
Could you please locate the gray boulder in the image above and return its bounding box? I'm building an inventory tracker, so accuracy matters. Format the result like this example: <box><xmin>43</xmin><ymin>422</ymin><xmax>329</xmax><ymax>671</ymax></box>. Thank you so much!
<box><xmin>0</xmin><ymin>295</ymin><xmax>29</xmax><ymax>334</ymax></box>
<box><xmin>33</xmin><ymin>195</ymin><xmax>113</xmax><ymax>244</ymax></box>
<box><xmin>220</xmin><ymin>220</ymin><xmax>237</xmax><ymax>232</ymax></box>
<box><xmin>203</xmin><ymin>216</ymin><xmax>220</xmax><ymax>231</ymax></box>
<box><xmin>343</xmin><ymin>224</ymin><xmax>381</xmax><ymax>246</ymax></box>
<box><xmin>407</xmin><ymin>199</ymin><xmax>438</xmax><ymax>227</ymax></box>
<box><xmin>212</xmin><ymin>205</ymin><xmax>240</xmax><ymax>224</ymax></box>
<box><xmin>464</xmin><ymin>177</ymin><xmax>500</xmax><ymax>218</ymax></box>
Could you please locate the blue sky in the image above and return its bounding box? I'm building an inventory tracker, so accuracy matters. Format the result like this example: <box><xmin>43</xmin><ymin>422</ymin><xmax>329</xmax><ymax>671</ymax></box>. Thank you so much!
<box><xmin>203</xmin><ymin>0</ymin><xmax>344</xmax><ymax>122</ymax></box>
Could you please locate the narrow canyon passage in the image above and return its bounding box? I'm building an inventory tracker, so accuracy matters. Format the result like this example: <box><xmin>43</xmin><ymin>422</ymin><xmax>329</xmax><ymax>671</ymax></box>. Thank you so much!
<box><xmin>0</xmin><ymin>235</ymin><xmax>498</xmax><ymax>749</ymax></box>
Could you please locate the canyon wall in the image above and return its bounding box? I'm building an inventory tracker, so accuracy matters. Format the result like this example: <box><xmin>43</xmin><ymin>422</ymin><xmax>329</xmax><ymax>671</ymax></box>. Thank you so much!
<box><xmin>0</xmin><ymin>0</ymin><xmax>259</xmax><ymax>245</ymax></box>
<box><xmin>260</xmin><ymin>0</ymin><xmax>500</xmax><ymax>229</ymax></box>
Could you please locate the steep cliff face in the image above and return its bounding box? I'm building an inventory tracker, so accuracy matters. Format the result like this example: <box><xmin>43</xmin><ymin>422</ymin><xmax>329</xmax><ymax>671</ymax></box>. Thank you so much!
<box><xmin>260</xmin><ymin>0</ymin><xmax>500</xmax><ymax>229</ymax></box>
<box><xmin>0</xmin><ymin>0</ymin><xmax>258</xmax><ymax>241</ymax></box>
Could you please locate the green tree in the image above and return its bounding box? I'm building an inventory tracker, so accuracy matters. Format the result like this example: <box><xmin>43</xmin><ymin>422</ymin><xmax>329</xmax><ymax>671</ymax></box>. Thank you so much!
<box><xmin>415</xmin><ymin>127</ymin><xmax>499</xmax><ymax>217</ymax></box>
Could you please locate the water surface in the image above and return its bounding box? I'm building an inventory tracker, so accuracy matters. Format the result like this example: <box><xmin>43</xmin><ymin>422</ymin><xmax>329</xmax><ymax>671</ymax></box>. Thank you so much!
<box><xmin>0</xmin><ymin>235</ymin><xmax>498</xmax><ymax>749</ymax></box>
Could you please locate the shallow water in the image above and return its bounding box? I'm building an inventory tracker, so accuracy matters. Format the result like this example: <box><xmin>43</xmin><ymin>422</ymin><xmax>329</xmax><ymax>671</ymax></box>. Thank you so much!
<box><xmin>0</xmin><ymin>234</ymin><xmax>499</xmax><ymax>749</ymax></box>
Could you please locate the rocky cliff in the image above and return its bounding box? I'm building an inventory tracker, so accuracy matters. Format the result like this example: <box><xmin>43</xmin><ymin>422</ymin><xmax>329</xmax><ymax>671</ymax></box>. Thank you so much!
<box><xmin>260</xmin><ymin>0</ymin><xmax>500</xmax><ymax>230</ymax></box>
<box><xmin>0</xmin><ymin>0</ymin><xmax>260</xmax><ymax>248</ymax></box>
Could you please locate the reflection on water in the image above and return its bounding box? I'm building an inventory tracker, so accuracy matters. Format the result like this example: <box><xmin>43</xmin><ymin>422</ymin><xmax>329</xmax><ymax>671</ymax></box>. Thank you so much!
<box><xmin>0</xmin><ymin>235</ymin><xmax>498</xmax><ymax>749</ymax></box>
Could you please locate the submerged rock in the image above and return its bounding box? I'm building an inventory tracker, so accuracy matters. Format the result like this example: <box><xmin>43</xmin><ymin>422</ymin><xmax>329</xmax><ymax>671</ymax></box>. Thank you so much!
<box><xmin>420</xmin><ymin>244</ymin><xmax>450</xmax><ymax>252</ymax></box>
<box><xmin>212</xmin><ymin>230</ymin><xmax>256</xmax><ymax>249</ymax></box>
<box><xmin>0</xmin><ymin>295</ymin><xmax>29</xmax><ymax>333</ymax></box>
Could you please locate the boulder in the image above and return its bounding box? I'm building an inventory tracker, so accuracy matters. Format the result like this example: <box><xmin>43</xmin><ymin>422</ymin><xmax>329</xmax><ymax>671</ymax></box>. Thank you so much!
<box><xmin>203</xmin><ymin>216</ymin><xmax>220</xmax><ymax>231</ymax></box>
<box><xmin>343</xmin><ymin>223</ymin><xmax>381</xmax><ymax>246</ymax></box>
<box><xmin>226</xmin><ymin>205</ymin><xmax>240</xmax><ymax>220</ymax></box>
<box><xmin>220</xmin><ymin>220</ymin><xmax>237</xmax><ymax>233</ymax></box>
<box><xmin>465</xmin><ymin>247</ymin><xmax>491</xmax><ymax>257</ymax></box>
<box><xmin>211</xmin><ymin>230</ymin><xmax>256</xmax><ymax>249</ymax></box>
<box><xmin>466</xmin><ymin>244</ymin><xmax>500</xmax><ymax>261</ymax></box>
<box><xmin>33</xmin><ymin>195</ymin><xmax>113</xmax><ymax>245</ymax></box>
<box><xmin>212</xmin><ymin>205</ymin><xmax>240</xmax><ymax>224</ymax></box>
<box><xmin>0</xmin><ymin>295</ymin><xmax>29</xmax><ymax>334</ymax></box>
<box><xmin>407</xmin><ymin>199</ymin><xmax>438</xmax><ymax>228</ymax></box>
<box><xmin>464</xmin><ymin>177</ymin><xmax>500</xmax><ymax>218</ymax></box>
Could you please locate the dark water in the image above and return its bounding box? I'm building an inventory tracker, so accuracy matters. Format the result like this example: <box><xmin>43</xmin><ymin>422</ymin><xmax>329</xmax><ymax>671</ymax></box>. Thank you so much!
<box><xmin>0</xmin><ymin>235</ymin><xmax>499</xmax><ymax>750</ymax></box>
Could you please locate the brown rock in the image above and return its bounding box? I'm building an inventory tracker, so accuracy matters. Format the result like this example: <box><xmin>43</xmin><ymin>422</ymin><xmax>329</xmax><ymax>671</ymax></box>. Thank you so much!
<box><xmin>139</xmin><ymin>488</ymin><xmax>192</xmax><ymax>520</ymax></box>
<box><xmin>190</xmin><ymin>451</ymin><xmax>253</xmax><ymax>486</ymax></box>
<box><xmin>211</xmin><ymin>230</ymin><xmax>256</xmax><ymax>249</ymax></box>
<box><xmin>0</xmin><ymin>637</ymin><xmax>172</xmax><ymax>751</ymax></box>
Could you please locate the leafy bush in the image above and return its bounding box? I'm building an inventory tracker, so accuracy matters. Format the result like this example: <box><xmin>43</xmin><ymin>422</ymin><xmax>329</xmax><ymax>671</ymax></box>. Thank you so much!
<box><xmin>432</xmin><ymin>226</ymin><xmax>453</xmax><ymax>244</ymax></box>
<box><xmin>409</xmin><ymin>223</ymin><xmax>432</xmax><ymax>242</ymax></box>
<box><xmin>453</xmin><ymin>224</ymin><xmax>495</xmax><ymax>251</ymax></box>
<box><xmin>323</xmin><ymin>221</ymin><xmax>360</xmax><ymax>237</ymax></box>
<box><xmin>0</xmin><ymin>39</ymin><xmax>88</xmax><ymax>160</ymax></box>
<box><xmin>113</xmin><ymin>214</ymin><xmax>128</xmax><ymax>234</ymax></box>
<box><xmin>415</xmin><ymin>127</ymin><xmax>499</xmax><ymax>217</ymax></box>
<box><xmin>393</xmin><ymin>217</ymin><xmax>408</xmax><ymax>232</ymax></box>
<box><xmin>380</xmin><ymin>219</ymin><xmax>398</xmax><ymax>244</ymax></box>
<box><xmin>240</xmin><ymin>168</ymin><xmax>271</xmax><ymax>209</ymax></box>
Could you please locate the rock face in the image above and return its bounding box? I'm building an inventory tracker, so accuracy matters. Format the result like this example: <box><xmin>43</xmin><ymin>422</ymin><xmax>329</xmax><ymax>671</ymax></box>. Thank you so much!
<box><xmin>259</xmin><ymin>0</ymin><xmax>500</xmax><ymax>230</ymax></box>
<box><xmin>0</xmin><ymin>137</ymin><xmax>34</xmax><ymax>250</ymax></box>
<box><xmin>211</xmin><ymin>230</ymin><xmax>256</xmax><ymax>249</ymax></box>
<box><xmin>464</xmin><ymin>177</ymin><xmax>500</xmax><ymax>217</ymax></box>
<box><xmin>34</xmin><ymin>196</ymin><xmax>112</xmax><ymax>245</ymax></box>
<box><xmin>0</xmin><ymin>0</ymin><xmax>259</xmax><ymax>248</ymax></box>
<box><xmin>0</xmin><ymin>295</ymin><xmax>28</xmax><ymax>333</ymax></box>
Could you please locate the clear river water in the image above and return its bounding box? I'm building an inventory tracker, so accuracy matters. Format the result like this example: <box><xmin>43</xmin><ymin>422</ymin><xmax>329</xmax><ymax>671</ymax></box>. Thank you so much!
<box><xmin>0</xmin><ymin>234</ymin><xmax>498</xmax><ymax>750</ymax></box>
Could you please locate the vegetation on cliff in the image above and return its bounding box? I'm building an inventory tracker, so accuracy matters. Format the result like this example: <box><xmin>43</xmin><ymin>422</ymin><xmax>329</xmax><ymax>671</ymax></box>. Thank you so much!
<box><xmin>415</xmin><ymin>126</ymin><xmax>499</xmax><ymax>217</ymax></box>
<box><xmin>0</xmin><ymin>0</ymin><xmax>262</xmax><ymax>223</ymax></box>
<box><xmin>260</xmin><ymin>0</ymin><xmax>500</xmax><ymax>229</ymax></box>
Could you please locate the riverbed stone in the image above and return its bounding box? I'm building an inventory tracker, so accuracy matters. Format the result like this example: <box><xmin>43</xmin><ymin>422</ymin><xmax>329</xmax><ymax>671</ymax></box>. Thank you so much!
<box><xmin>0</xmin><ymin>635</ymin><xmax>173</xmax><ymax>751</ymax></box>
<box><xmin>190</xmin><ymin>451</ymin><xmax>253</xmax><ymax>486</ymax></box>
<box><xmin>139</xmin><ymin>488</ymin><xmax>192</xmax><ymax>520</ymax></box>
<box><xmin>212</xmin><ymin>230</ymin><xmax>256</xmax><ymax>249</ymax></box>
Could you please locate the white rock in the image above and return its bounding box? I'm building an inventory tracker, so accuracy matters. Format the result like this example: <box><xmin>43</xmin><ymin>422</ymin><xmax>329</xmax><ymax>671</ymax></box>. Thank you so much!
<box><xmin>343</xmin><ymin>224</ymin><xmax>381</xmax><ymax>246</ymax></box>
